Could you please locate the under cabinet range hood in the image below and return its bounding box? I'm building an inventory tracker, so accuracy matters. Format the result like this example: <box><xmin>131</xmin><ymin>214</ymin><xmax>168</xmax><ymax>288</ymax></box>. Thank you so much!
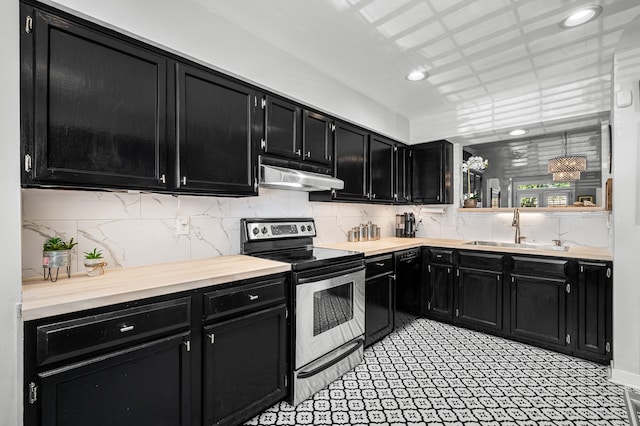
<box><xmin>259</xmin><ymin>156</ymin><xmax>344</xmax><ymax>192</ymax></box>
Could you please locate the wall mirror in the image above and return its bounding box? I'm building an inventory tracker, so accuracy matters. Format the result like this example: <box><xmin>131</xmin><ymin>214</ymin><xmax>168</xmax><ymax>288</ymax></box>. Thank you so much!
<box><xmin>451</xmin><ymin>112</ymin><xmax>609</xmax><ymax>208</ymax></box>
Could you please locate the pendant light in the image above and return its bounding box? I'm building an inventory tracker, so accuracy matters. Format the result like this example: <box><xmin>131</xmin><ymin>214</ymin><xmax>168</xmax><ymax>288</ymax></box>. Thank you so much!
<box><xmin>548</xmin><ymin>132</ymin><xmax>586</xmax><ymax>180</ymax></box>
<box><xmin>553</xmin><ymin>170</ymin><xmax>581</xmax><ymax>182</ymax></box>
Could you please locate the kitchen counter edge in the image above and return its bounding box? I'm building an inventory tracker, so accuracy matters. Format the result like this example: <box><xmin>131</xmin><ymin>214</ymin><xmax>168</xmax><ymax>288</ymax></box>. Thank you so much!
<box><xmin>21</xmin><ymin>255</ymin><xmax>291</xmax><ymax>321</ymax></box>
<box><xmin>318</xmin><ymin>237</ymin><xmax>612</xmax><ymax>261</ymax></box>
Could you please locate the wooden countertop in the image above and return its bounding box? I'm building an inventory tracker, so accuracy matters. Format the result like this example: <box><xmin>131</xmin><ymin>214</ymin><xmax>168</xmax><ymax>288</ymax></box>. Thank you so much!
<box><xmin>22</xmin><ymin>255</ymin><xmax>290</xmax><ymax>321</ymax></box>
<box><xmin>319</xmin><ymin>237</ymin><xmax>612</xmax><ymax>261</ymax></box>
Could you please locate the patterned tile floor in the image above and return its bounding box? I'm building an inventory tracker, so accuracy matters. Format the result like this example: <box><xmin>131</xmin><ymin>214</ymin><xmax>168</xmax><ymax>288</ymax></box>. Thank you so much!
<box><xmin>245</xmin><ymin>318</ymin><xmax>628</xmax><ymax>426</ymax></box>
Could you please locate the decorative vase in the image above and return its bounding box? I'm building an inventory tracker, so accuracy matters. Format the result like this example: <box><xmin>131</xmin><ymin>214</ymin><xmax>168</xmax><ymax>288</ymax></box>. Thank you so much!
<box><xmin>464</xmin><ymin>199</ymin><xmax>477</xmax><ymax>208</ymax></box>
<box><xmin>84</xmin><ymin>258</ymin><xmax>107</xmax><ymax>277</ymax></box>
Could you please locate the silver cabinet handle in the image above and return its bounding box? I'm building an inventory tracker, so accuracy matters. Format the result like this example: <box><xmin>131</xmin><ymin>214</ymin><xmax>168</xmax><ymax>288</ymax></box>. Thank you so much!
<box><xmin>296</xmin><ymin>149</ymin><xmax>301</xmax><ymax>156</ymax></box>
<box><xmin>120</xmin><ymin>325</ymin><xmax>134</xmax><ymax>333</ymax></box>
<box><xmin>307</xmin><ymin>151</ymin><xmax>311</xmax><ymax>157</ymax></box>
<box><xmin>375</xmin><ymin>262</ymin><xmax>385</xmax><ymax>267</ymax></box>
<box><xmin>182</xmin><ymin>176</ymin><xmax>187</xmax><ymax>185</ymax></box>
<box><xmin>248</xmin><ymin>294</ymin><xmax>259</xmax><ymax>301</ymax></box>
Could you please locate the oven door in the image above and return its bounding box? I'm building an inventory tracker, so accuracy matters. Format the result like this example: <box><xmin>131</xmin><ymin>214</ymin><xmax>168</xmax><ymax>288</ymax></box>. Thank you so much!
<box><xmin>294</xmin><ymin>261</ymin><xmax>365</xmax><ymax>369</ymax></box>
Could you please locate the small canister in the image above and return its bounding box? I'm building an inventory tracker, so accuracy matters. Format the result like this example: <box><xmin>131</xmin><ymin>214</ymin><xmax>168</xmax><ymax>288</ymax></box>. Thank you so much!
<box><xmin>348</xmin><ymin>227</ymin><xmax>359</xmax><ymax>242</ymax></box>
<box><xmin>358</xmin><ymin>224</ymin><xmax>367</xmax><ymax>241</ymax></box>
<box><xmin>373</xmin><ymin>225</ymin><xmax>380</xmax><ymax>240</ymax></box>
<box><xmin>366</xmin><ymin>221</ymin><xmax>374</xmax><ymax>240</ymax></box>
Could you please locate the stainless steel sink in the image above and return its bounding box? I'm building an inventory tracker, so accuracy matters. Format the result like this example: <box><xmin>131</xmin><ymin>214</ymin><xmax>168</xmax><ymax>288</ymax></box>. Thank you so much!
<box><xmin>463</xmin><ymin>240</ymin><xmax>570</xmax><ymax>251</ymax></box>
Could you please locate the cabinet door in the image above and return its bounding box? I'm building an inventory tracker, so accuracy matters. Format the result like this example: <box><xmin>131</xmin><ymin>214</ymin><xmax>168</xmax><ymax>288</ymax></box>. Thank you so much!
<box><xmin>302</xmin><ymin>110</ymin><xmax>333</xmax><ymax>167</ymax></box>
<box><xmin>202</xmin><ymin>304</ymin><xmax>287</xmax><ymax>426</ymax></box>
<box><xmin>175</xmin><ymin>63</ymin><xmax>258</xmax><ymax>195</ymax></box>
<box><xmin>510</xmin><ymin>274</ymin><xmax>567</xmax><ymax>348</ymax></box>
<box><xmin>426</xmin><ymin>264</ymin><xmax>454</xmax><ymax>320</ymax></box>
<box><xmin>458</xmin><ymin>268</ymin><xmax>503</xmax><ymax>331</ymax></box>
<box><xmin>34</xmin><ymin>333</ymin><xmax>190</xmax><ymax>426</ymax></box>
<box><xmin>395</xmin><ymin>145</ymin><xmax>411</xmax><ymax>203</ymax></box>
<box><xmin>576</xmin><ymin>262</ymin><xmax>612</xmax><ymax>360</ymax></box>
<box><xmin>333</xmin><ymin>122</ymin><xmax>369</xmax><ymax>200</ymax></box>
<box><xmin>26</xmin><ymin>9</ymin><xmax>168</xmax><ymax>190</ymax></box>
<box><xmin>365</xmin><ymin>274</ymin><xmax>394</xmax><ymax>347</ymax></box>
<box><xmin>411</xmin><ymin>140</ymin><xmax>452</xmax><ymax>204</ymax></box>
<box><xmin>369</xmin><ymin>135</ymin><xmax>395</xmax><ymax>202</ymax></box>
<box><xmin>263</xmin><ymin>96</ymin><xmax>301</xmax><ymax>160</ymax></box>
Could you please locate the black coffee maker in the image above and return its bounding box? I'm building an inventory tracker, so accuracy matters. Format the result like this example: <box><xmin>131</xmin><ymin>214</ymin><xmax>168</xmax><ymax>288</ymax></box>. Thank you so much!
<box><xmin>395</xmin><ymin>212</ymin><xmax>416</xmax><ymax>238</ymax></box>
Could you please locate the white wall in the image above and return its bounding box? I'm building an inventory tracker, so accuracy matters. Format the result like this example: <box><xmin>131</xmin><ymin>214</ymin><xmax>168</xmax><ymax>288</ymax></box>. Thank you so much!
<box><xmin>610</xmin><ymin>46</ymin><xmax>640</xmax><ymax>389</ymax></box>
<box><xmin>23</xmin><ymin>188</ymin><xmax>611</xmax><ymax>279</ymax></box>
<box><xmin>1</xmin><ymin>0</ymin><xmax>23</xmax><ymax>423</ymax></box>
<box><xmin>22</xmin><ymin>189</ymin><xmax>399</xmax><ymax>278</ymax></box>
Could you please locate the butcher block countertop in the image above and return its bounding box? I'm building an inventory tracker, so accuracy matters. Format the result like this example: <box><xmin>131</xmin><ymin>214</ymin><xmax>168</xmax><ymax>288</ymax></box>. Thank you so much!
<box><xmin>22</xmin><ymin>255</ymin><xmax>290</xmax><ymax>321</ymax></box>
<box><xmin>319</xmin><ymin>237</ymin><xmax>612</xmax><ymax>261</ymax></box>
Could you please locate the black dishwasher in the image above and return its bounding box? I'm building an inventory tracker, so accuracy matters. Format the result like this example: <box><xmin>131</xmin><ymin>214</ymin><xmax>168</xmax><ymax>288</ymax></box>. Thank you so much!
<box><xmin>394</xmin><ymin>248</ymin><xmax>423</xmax><ymax>328</ymax></box>
<box><xmin>365</xmin><ymin>254</ymin><xmax>395</xmax><ymax>347</ymax></box>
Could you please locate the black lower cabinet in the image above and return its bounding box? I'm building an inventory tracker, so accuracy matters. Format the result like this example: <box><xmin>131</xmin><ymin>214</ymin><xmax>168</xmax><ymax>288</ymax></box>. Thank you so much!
<box><xmin>459</xmin><ymin>269</ymin><xmax>503</xmax><ymax>331</ymax></box>
<box><xmin>39</xmin><ymin>334</ymin><xmax>190</xmax><ymax>426</ymax></box>
<box><xmin>575</xmin><ymin>261</ymin><xmax>613</xmax><ymax>363</ymax></box>
<box><xmin>424</xmin><ymin>249</ymin><xmax>455</xmax><ymax>321</ymax></box>
<box><xmin>365</xmin><ymin>254</ymin><xmax>394</xmax><ymax>347</ymax></box>
<box><xmin>202</xmin><ymin>304</ymin><xmax>287</xmax><ymax>426</ymax></box>
<box><xmin>510</xmin><ymin>256</ymin><xmax>570</xmax><ymax>352</ymax></box>
<box><xmin>24</xmin><ymin>273</ymin><xmax>290</xmax><ymax>426</ymax></box>
<box><xmin>457</xmin><ymin>251</ymin><xmax>504</xmax><ymax>332</ymax></box>
<box><xmin>394</xmin><ymin>248</ymin><xmax>422</xmax><ymax>328</ymax></box>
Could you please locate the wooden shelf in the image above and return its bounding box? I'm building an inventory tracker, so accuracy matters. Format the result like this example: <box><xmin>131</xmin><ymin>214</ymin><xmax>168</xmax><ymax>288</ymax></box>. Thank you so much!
<box><xmin>456</xmin><ymin>206</ymin><xmax>609</xmax><ymax>213</ymax></box>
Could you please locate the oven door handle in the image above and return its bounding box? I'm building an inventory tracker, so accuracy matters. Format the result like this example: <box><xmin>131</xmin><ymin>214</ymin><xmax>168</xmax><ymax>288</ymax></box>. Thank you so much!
<box><xmin>297</xmin><ymin>264</ymin><xmax>365</xmax><ymax>284</ymax></box>
<box><xmin>297</xmin><ymin>338</ymin><xmax>364</xmax><ymax>379</ymax></box>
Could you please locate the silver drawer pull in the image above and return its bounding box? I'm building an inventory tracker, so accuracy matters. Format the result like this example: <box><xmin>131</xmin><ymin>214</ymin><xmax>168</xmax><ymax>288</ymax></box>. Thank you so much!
<box><xmin>375</xmin><ymin>262</ymin><xmax>386</xmax><ymax>267</ymax></box>
<box><xmin>248</xmin><ymin>294</ymin><xmax>259</xmax><ymax>301</ymax></box>
<box><xmin>120</xmin><ymin>325</ymin><xmax>134</xmax><ymax>333</ymax></box>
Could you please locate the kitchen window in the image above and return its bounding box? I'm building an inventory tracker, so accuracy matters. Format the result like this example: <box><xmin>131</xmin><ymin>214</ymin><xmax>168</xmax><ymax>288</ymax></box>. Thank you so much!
<box><xmin>514</xmin><ymin>177</ymin><xmax>574</xmax><ymax>207</ymax></box>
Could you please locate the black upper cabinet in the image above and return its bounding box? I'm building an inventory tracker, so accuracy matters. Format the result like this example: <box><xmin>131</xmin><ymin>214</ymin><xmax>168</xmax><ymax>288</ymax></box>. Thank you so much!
<box><xmin>368</xmin><ymin>135</ymin><xmax>395</xmax><ymax>202</ymax></box>
<box><xmin>395</xmin><ymin>145</ymin><xmax>411</xmax><ymax>203</ymax></box>
<box><xmin>23</xmin><ymin>8</ymin><xmax>168</xmax><ymax>190</ymax></box>
<box><xmin>263</xmin><ymin>96</ymin><xmax>302</xmax><ymax>160</ymax></box>
<box><xmin>411</xmin><ymin>140</ymin><xmax>453</xmax><ymax>204</ymax></box>
<box><xmin>302</xmin><ymin>110</ymin><xmax>333</xmax><ymax>167</ymax></box>
<box><xmin>333</xmin><ymin>122</ymin><xmax>369</xmax><ymax>201</ymax></box>
<box><xmin>175</xmin><ymin>63</ymin><xmax>259</xmax><ymax>195</ymax></box>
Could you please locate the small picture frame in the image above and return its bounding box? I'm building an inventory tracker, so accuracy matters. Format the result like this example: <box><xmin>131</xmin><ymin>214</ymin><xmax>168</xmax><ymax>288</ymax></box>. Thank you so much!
<box><xmin>578</xmin><ymin>195</ymin><xmax>594</xmax><ymax>203</ymax></box>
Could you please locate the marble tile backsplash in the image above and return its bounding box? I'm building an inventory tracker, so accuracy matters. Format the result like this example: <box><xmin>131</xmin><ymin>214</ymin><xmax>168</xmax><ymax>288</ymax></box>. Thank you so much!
<box><xmin>21</xmin><ymin>188</ymin><xmax>612</xmax><ymax>279</ymax></box>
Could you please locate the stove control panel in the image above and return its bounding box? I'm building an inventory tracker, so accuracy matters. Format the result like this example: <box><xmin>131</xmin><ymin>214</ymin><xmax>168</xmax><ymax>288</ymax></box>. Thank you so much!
<box><xmin>244</xmin><ymin>220</ymin><xmax>316</xmax><ymax>240</ymax></box>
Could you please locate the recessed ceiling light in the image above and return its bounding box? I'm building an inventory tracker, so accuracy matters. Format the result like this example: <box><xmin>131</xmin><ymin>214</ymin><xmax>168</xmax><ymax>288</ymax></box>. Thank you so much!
<box><xmin>406</xmin><ymin>70</ymin><xmax>428</xmax><ymax>81</ymax></box>
<box><xmin>560</xmin><ymin>5</ymin><xmax>602</xmax><ymax>28</ymax></box>
<box><xmin>509</xmin><ymin>129</ymin><xmax>528</xmax><ymax>136</ymax></box>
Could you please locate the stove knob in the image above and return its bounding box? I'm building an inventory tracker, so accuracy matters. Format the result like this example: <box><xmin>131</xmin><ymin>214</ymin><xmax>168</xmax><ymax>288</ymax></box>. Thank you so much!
<box><xmin>300</xmin><ymin>225</ymin><xmax>306</xmax><ymax>232</ymax></box>
<box><xmin>252</xmin><ymin>227</ymin><xmax>259</xmax><ymax>236</ymax></box>
<box><xmin>261</xmin><ymin>226</ymin><xmax>268</xmax><ymax>234</ymax></box>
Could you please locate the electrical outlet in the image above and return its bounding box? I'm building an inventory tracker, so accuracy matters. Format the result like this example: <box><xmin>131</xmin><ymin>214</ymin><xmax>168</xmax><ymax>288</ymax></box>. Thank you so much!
<box><xmin>176</xmin><ymin>217</ymin><xmax>190</xmax><ymax>235</ymax></box>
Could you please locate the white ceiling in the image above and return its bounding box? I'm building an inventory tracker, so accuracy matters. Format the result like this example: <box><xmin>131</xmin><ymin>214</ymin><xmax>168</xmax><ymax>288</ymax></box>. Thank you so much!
<box><xmin>192</xmin><ymin>0</ymin><xmax>640</xmax><ymax>138</ymax></box>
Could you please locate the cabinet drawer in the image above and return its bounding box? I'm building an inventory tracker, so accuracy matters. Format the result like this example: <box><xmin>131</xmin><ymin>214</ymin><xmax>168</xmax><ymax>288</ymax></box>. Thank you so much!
<box><xmin>36</xmin><ymin>297</ymin><xmax>191</xmax><ymax>366</ymax></box>
<box><xmin>459</xmin><ymin>251</ymin><xmax>504</xmax><ymax>272</ymax></box>
<box><xmin>366</xmin><ymin>254</ymin><xmax>393</xmax><ymax>278</ymax></box>
<box><xmin>204</xmin><ymin>278</ymin><xmax>285</xmax><ymax>321</ymax></box>
<box><xmin>430</xmin><ymin>249</ymin><xmax>453</xmax><ymax>265</ymax></box>
<box><xmin>512</xmin><ymin>256</ymin><xmax>568</xmax><ymax>278</ymax></box>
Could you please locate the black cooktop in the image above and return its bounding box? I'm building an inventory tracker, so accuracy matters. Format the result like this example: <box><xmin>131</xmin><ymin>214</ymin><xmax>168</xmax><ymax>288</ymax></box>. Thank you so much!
<box><xmin>252</xmin><ymin>246</ymin><xmax>363</xmax><ymax>271</ymax></box>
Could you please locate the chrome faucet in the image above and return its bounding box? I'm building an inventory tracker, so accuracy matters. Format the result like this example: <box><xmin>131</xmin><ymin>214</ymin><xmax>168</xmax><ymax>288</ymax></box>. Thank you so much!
<box><xmin>512</xmin><ymin>208</ymin><xmax>524</xmax><ymax>243</ymax></box>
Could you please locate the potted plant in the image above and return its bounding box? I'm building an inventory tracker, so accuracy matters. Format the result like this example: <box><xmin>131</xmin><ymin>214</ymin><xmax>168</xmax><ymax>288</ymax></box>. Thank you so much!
<box><xmin>83</xmin><ymin>248</ymin><xmax>107</xmax><ymax>277</ymax></box>
<box><xmin>462</xmin><ymin>156</ymin><xmax>488</xmax><ymax>207</ymax></box>
<box><xmin>43</xmin><ymin>237</ymin><xmax>78</xmax><ymax>281</ymax></box>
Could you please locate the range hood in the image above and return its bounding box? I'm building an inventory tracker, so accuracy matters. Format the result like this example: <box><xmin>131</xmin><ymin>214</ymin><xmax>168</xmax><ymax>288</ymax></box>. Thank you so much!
<box><xmin>260</xmin><ymin>163</ymin><xmax>344</xmax><ymax>192</ymax></box>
